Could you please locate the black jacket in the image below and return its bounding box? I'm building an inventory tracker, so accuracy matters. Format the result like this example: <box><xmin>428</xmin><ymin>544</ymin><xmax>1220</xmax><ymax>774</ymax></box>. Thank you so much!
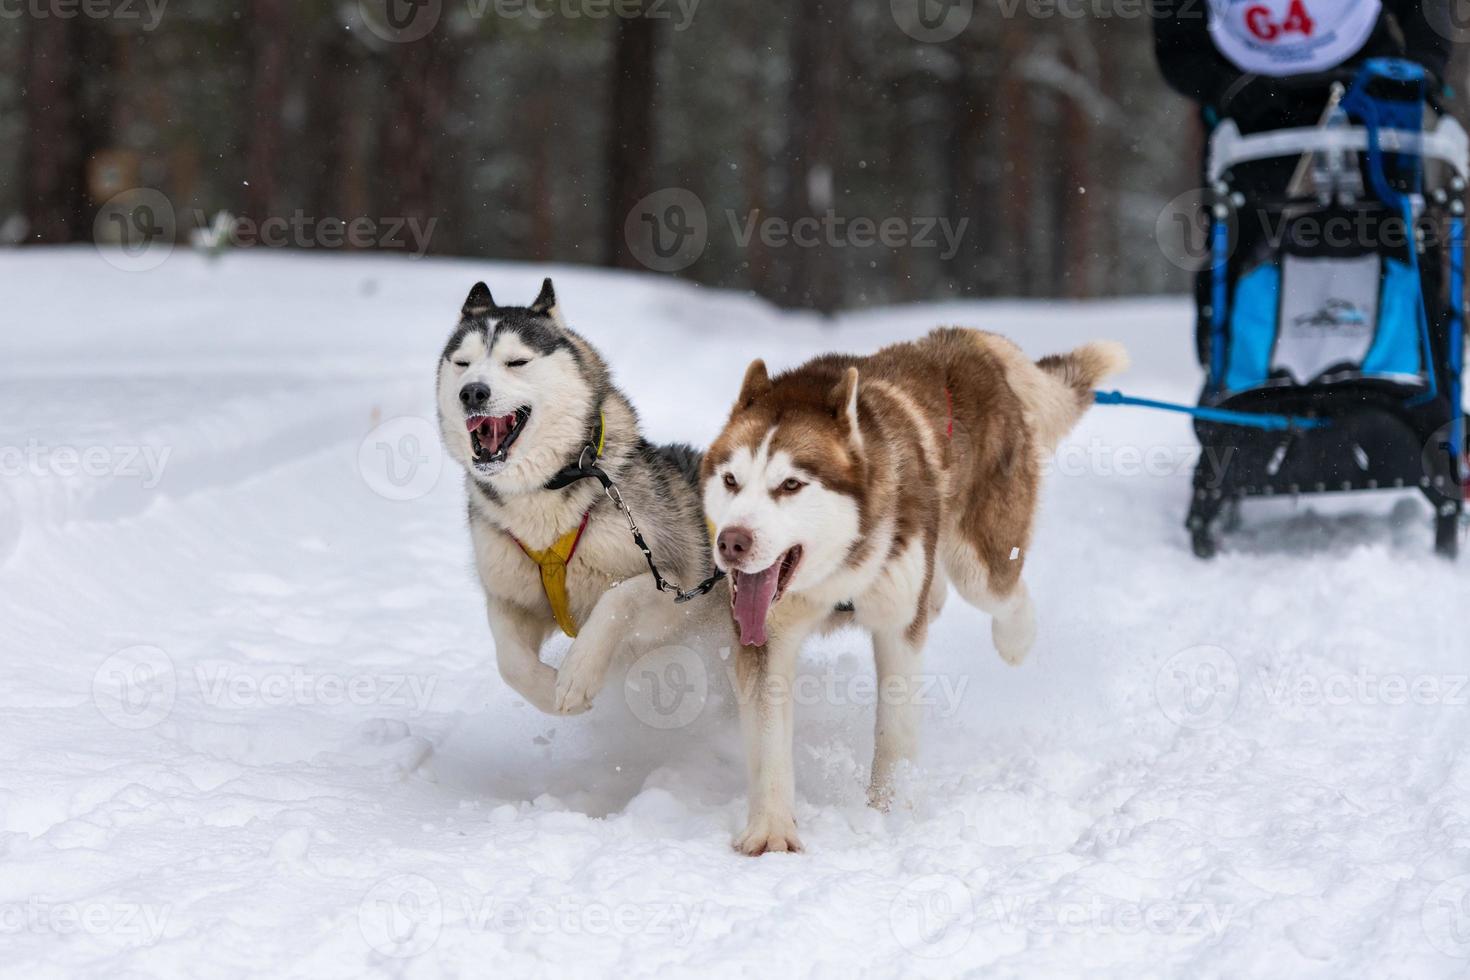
<box><xmin>1152</xmin><ymin>0</ymin><xmax>1452</xmax><ymax>126</ymax></box>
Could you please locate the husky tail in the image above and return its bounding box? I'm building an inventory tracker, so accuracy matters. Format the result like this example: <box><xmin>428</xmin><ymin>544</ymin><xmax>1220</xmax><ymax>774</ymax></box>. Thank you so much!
<box><xmin>1027</xmin><ymin>340</ymin><xmax>1130</xmax><ymax>451</ymax></box>
<box><xmin>1039</xmin><ymin>341</ymin><xmax>1129</xmax><ymax>396</ymax></box>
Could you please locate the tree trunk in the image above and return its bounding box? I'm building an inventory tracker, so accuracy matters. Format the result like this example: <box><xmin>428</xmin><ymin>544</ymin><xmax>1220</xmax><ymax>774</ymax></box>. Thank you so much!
<box><xmin>943</xmin><ymin>36</ymin><xmax>989</xmax><ymax>298</ymax></box>
<box><xmin>605</xmin><ymin>6</ymin><xmax>661</xmax><ymax>269</ymax></box>
<box><xmin>737</xmin><ymin>9</ymin><xmax>776</xmax><ymax>300</ymax></box>
<box><xmin>999</xmin><ymin>27</ymin><xmax>1034</xmax><ymax>297</ymax></box>
<box><xmin>783</xmin><ymin>0</ymin><xmax>842</xmax><ymax>313</ymax></box>
<box><xmin>24</xmin><ymin>15</ymin><xmax>92</xmax><ymax>242</ymax></box>
<box><xmin>1091</xmin><ymin>27</ymin><xmax>1118</xmax><ymax>298</ymax></box>
<box><xmin>528</xmin><ymin>88</ymin><xmax>556</xmax><ymax>263</ymax></box>
<box><xmin>244</xmin><ymin>0</ymin><xmax>291</xmax><ymax>221</ymax></box>
<box><xmin>379</xmin><ymin>37</ymin><xmax>459</xmax><ymax>255</ymax></box>
<box><xmin>1058</xmin><ymin>74</ymin><xmax>1092</xmax><ymax>298</ymax></box>
<box><xmin>304</xmin><ymin>30</ymin><xmax>348</xmax><ymax>223</ymax></box>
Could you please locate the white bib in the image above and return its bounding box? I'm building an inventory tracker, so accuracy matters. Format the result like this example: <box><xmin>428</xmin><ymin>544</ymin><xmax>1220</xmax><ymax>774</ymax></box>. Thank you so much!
<box><xmin>1208</xmin><ymin>0</ymin><xmax>1382</xmax><ymax>76</ymax></box>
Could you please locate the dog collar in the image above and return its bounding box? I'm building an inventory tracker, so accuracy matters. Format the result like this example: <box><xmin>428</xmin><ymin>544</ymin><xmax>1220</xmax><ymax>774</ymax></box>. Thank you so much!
<box><xmin>542</xmin><ymin>411</ymin><xmax>607</xmax><ymax>491</ymax></box>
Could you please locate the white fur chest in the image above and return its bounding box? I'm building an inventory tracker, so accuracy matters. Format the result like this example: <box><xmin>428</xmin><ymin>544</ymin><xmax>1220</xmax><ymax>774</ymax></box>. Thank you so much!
<box><xmin>470</xmin><ymin>493</ymin><xmax>652</xmax><ymax>630</ymax></box>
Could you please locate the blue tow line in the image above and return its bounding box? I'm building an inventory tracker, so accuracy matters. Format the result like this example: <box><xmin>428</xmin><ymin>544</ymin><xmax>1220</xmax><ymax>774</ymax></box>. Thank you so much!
<box><xmin>1094</xmin><ymin>390</ymin><xmax>1332</xmax><ymax>432</ymax></box>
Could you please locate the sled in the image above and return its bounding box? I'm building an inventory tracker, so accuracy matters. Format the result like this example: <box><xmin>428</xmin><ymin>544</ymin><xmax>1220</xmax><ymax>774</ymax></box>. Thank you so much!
<box><xmin>1186</xmin><ymin>60</ymin><xmax>1468</xmax><ymax>559</ymax></box>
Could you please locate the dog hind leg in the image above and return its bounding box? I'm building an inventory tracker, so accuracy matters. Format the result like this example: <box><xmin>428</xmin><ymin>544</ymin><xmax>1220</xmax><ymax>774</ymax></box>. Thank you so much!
<box><xmin>941</xmin><ymin>538</ymin><xmax>1036</xmax><ymax>666</ymax></box>
<box><xmin>987</xmin><ymin>581</ymin><xmax>1035</xmax><ymax>666</ymax></box>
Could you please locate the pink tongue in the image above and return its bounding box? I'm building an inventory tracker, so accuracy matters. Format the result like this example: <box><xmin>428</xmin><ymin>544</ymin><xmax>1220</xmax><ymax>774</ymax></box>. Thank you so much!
<box><xmin>485</xmin><ymin>416</ymin><xmax>509</xmax><ymax>453</ymax></box>
<box><xmin>732</xmin><ymin>565</ymin><xmax>781</xmax><ymax>647</ymax></box>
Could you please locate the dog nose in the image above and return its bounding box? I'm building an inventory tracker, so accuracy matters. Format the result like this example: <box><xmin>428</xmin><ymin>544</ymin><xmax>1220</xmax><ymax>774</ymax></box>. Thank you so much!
<box><xmin>460</xmin><ymin>382</ymin><xmax>491</xmax><ymax>410</ymax></box>
<box><xmin>717</xmin><ymin>526</ymin><xmax>754</xmax><ymax>562</ymax></box>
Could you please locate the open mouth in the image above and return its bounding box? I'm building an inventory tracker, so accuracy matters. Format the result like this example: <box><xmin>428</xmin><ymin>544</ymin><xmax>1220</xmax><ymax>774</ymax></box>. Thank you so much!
<box><xmin>729</xmin><ymin>545</ymin><xmax>802</xmax><ymax>647</ymax></box>
<box><xmin>466</xmin><ymin>407</ymin><xmax>530</xmax><ymax>467</ymax></box>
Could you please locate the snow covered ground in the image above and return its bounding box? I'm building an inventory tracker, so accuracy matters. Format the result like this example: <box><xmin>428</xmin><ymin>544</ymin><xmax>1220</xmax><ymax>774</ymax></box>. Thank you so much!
<box><xmin>2</xmin><ymin>247</ymin><xmax>1468</xmax><ymax>978</ymax></box>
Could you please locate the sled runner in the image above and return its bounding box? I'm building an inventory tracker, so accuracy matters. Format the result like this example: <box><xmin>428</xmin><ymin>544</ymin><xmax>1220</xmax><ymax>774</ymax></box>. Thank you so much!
<box><xmin>1186</xmin><ymin>60</ymin><xmax>1469</xmax><ymax>559</ymax></box>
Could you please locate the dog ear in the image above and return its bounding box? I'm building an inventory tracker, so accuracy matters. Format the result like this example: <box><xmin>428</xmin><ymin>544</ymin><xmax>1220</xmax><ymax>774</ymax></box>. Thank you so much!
<box><xmin>529</xmin><ymin>278</ymin><xmax>557</xmax><ymax>316</ymax></box>
<box><xmin>463</xmin><ymin>282</ymin><xmax>495</xmax><ymax>317</ymax></box>
<box><xmin>830</xmin><ymin>367</ymin><xmax>862</xmax><ymax>445</ymax></box>
<box><xmin>737</xmin><ymin>359</ymin><xmax>771</xmax><ymax>409</ymax></box>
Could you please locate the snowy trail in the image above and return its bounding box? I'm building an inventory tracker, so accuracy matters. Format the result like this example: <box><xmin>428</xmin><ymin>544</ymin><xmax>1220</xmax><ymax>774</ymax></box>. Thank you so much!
<box><xmin>1</xmin><ymin>249</ymin><xmax>1468</xmax><ymax>978</ymax></box>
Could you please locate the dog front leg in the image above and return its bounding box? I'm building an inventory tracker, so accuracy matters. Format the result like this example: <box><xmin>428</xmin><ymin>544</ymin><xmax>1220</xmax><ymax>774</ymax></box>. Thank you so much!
<box><xmin>486</xmin><ymin>598</ymin><xmax>564</xmax><ymax>714</ymax></box>
<box><xmin>554</xmin><ymin>573</ymin><xmax>726</xmax><ymax>715</ymax></box>
<box><xmin>869</xmin><ymin>625</ymin><xmax>926</xmax><ymax>809</ymax></box>
<box><xmin>732</xmin><ymin>635</ymin><xmax>803</xmax><ymax>855</ymax></box>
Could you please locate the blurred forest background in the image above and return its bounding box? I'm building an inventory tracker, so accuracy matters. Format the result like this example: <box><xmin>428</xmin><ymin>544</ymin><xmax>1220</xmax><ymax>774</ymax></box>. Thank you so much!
<box><xmin>2</xmin><ymin>0</ymin><xmax>1467</xmax><ymax>311</ymax></box>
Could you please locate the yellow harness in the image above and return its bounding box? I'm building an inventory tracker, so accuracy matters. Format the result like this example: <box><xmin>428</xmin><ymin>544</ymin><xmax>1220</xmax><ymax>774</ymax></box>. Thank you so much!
<box><xmin>510</xmin><ymin>415</ymin><xmax>606</xmax><ymax>638</ymax></box>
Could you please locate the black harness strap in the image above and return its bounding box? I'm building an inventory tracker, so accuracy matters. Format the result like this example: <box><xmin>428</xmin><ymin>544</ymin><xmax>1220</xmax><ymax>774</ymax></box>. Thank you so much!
<box><xmin>594</xmin><ymin>465</ymin><xmax>727</xmax><ymax>604</ymax></box>
<box><xmin>543</xmin><ymin>412</ymin><xmax>608</xmax><ymax>492</ymax></box>
<box><xmin>545</xmin><ymin>416</ymin><xmax>725</xmax><ymax>604</ymax></box>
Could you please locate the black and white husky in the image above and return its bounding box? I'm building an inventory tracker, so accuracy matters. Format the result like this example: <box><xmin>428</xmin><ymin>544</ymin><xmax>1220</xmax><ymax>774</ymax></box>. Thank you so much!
<box><xmin>437</xmin><ymin>279</ymin><xmax>719</xmax><ymax>714</ymax></box>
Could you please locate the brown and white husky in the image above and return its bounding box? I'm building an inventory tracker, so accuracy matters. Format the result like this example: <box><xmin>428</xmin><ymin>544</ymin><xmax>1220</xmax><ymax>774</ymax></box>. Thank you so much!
<box><xmin>700</xmin><ymin>327</ymin><xmax>1128</xmax><ymax>855</ymax></box>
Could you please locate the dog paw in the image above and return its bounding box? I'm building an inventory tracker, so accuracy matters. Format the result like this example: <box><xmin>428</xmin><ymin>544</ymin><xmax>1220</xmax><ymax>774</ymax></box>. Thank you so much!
<box><xmin>993</xmin><ymin>627</ymin><xmax>1032</xmax><ymax>666</ymax></box>
<box><xmin>992</xmin><ymin>595</ymin><xmax>1036</xmax><ymax>666</ymax></box>
<box><xmin>553</xmin><ymin>649</ymin><xmax>607</xmax><ymax>715</ymax></box>
<box><xmin>733</xmin><ymin>813</ymin><xmax>803</xmax><ymax>856</ymax></box>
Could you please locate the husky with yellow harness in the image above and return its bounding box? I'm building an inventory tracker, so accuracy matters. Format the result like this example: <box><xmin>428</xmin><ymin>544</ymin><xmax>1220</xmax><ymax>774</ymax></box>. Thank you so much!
<box><xmin>437</xmin><ymin>279</ymin><xmax>718</xmax><ymax>715</ymax></box>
